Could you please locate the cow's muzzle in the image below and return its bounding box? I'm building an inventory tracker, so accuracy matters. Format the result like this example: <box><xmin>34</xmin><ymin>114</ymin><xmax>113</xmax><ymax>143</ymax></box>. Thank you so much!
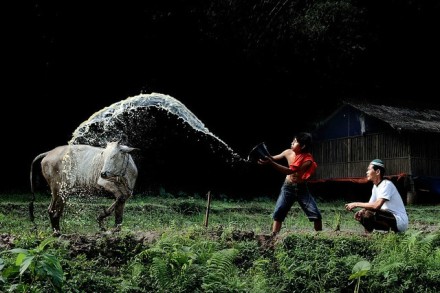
<box><xmin>101</xmin><ymin>171</ymin><xmax>111</xmax><ymax>179</ymax></box>
<box><xmin>101</xmin><ymin>171</ymin><xmax>123</xmax><ymax>183</ymax></box>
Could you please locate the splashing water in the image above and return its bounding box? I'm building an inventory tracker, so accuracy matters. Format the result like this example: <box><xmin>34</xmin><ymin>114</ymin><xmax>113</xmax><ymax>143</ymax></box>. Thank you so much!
<box><xmin>70</xmin><ymin>93</ymin><xmax>240</xmax><ymax>159</ymax></box>
<box><xmin>68</xmin><ymin>92</ymin><xmax>250</xmax><ymax>195</ymax></box>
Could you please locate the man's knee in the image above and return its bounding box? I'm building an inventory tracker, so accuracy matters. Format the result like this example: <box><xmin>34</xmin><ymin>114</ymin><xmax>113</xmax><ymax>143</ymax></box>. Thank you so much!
<box><xmin>362</xmin><ymin>210</ymin><xmax>375</xmax><ymax>219</ymax></box>
<box><xmin>359</xmin><ymin>210</ymin><xmax>375</xmax><ymax>231</ymax></box>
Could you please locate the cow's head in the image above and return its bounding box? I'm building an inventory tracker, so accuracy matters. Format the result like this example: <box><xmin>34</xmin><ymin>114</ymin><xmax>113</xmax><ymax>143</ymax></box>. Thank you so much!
<box><xmin>100</xmin><ymin>141</ymin><xmax>138</xmax><ymax>180</ymax></box>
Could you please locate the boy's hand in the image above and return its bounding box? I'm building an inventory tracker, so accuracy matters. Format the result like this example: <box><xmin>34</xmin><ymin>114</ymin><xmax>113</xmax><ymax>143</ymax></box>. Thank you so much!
<box><xmin>257</xmin><ymin>156</ymin><xmax>271</xmax><ymax>165</ymax></box>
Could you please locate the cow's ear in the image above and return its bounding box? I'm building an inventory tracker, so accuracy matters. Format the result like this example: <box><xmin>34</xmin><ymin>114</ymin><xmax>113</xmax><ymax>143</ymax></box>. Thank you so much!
<box><xmin>120</xmin><ymin>145</ymin><xmax>139</xmax><ymax>153</ymax></box>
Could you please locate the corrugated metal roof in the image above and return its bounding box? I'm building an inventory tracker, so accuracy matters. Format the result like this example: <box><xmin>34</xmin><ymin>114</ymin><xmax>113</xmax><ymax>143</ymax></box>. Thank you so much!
<box><xmin>346</xmin><ymin>101</ymin><xmax>440</xmax><ymax>133</ymax></box>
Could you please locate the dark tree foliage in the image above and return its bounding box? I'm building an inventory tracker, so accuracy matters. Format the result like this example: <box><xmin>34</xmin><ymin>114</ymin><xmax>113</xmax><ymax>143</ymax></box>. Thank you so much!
<box><xmin>2</xmin><ymin>0</ymin><xmax>439</xmax><ymax>192</ymax></box>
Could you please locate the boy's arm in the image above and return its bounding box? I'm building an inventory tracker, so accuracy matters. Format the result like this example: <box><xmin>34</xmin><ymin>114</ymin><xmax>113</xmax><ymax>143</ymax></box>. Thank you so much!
<box><xmin>271</xmin><ymin>149</ymin><xmax>290</xmax><ymax>161</ymax></box>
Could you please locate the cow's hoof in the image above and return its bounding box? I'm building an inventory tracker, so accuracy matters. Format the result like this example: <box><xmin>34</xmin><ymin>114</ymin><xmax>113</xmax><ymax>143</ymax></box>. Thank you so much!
<box><xmin>53</xmin><ymin>230</ymin><xmax>61</xmax><ymax>237</ymax></box>
<box><xmin>97</xmin><ymin>219</ymin><xmax>106</xmax><ymax>231</ymax></box>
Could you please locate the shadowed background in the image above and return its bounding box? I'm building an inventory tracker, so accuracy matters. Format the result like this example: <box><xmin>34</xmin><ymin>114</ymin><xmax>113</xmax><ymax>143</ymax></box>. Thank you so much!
<box><xmin>3</xmin><ymin>1</ymin><xmax>439</xmax><ymax>196</ymax></box>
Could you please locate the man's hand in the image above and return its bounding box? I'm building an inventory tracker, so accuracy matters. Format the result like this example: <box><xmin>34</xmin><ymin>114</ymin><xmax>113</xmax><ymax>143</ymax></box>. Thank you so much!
<box><xmin>354</xmin><ymin>210</ymin><xmax>363</xmax><ymax>221</ymax></box>
<box><xmin>344</xmin><ymin>203</ymin><xmax>356</xmax><ymax>211</ymax></box>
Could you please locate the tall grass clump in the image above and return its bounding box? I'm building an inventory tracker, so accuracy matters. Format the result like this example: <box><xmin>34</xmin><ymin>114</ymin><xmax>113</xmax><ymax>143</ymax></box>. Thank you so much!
<box><xmin>124</xmin><ymin>226</ymin><xmax>219</xmax><ymax>292</ymax></box>
<box><xmin>270</xmin><ymin>233</ymin><xmax>376</xmax><ymax>292</ymax></box>
<box><xmin>367</xmin><ymin>231</ymin><xmax>440</xmax><ymax>292</ymax></box>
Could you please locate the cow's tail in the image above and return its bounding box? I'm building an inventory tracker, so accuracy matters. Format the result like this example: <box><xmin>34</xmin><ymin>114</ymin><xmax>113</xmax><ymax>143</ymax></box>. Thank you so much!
<box><xmin>30</xmin><ymin>152</ymin><xmax>48</xmax><ymax>223</ymax></box>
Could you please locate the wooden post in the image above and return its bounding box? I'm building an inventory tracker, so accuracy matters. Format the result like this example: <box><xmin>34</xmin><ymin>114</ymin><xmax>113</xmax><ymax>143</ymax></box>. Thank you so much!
<box><xmin>204</xmin><ymin>191</ymin><xmax>212</xmax><ymax>227</ymax></box>
<box><xmin>406</xmin><ymin>176</ymin><xmax>417</xmax><ymax>205</ymax></box>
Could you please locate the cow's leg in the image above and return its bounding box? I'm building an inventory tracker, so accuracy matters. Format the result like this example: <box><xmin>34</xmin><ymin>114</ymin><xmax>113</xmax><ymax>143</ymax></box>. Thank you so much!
<box><xmin>114</xmin><ymin>193</ymin><xmax>132</xmax><ymax>229</ymax></box>
<box><xmin>48</xmin><ymin>188</ymin><xmax>65</xmax><ymax>236</ymax></box>
<box><xmin>97</xmin><ymin>193</ymin><xmax>130</xmax><ymax>232</ymax></box>
<box><xmin>97</xmin><ymin>179</ymin><xmax>132</xmax><ymax>231</ymax></box>
<box><xmin>97</xmin><ymin>200</ymin><xmax>117</xmax><ymax>231</ymax></box>
<box><xmin>97</xmin><ymin>193</ymin><xmax>128</xmax><ymax>232</ymax></box>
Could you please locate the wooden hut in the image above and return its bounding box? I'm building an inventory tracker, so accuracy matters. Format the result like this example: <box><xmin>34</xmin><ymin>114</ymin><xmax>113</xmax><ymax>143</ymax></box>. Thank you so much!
<box><xmin>309</xmin><ymin>101</ymin><xmax>440</xmax><ymax>203</ymax></box>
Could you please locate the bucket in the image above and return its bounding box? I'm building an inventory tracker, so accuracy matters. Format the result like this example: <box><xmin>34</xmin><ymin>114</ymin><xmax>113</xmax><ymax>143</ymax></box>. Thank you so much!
<box><xmin>247</xmin><ymin>142</ymin><xmax>271</xmax><ymax>162</ymax></box>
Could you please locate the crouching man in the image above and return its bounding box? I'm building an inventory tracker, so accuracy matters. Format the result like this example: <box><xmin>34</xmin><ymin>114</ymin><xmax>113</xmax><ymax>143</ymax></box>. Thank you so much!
<box><xmin>345</xmin><ymin>159</ymin><xmax>408</xmax><ymax>233</ymax></box>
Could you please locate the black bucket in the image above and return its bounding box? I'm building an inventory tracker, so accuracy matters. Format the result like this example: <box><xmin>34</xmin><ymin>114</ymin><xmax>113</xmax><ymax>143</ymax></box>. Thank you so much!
<box><xmin>247</xmin><ymin>142</ymin><xmax>271</xmax><ymax>162</ymax></box>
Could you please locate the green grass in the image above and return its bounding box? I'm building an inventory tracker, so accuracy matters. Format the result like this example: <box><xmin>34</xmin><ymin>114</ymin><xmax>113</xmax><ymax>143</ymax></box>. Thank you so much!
<box><xmin>1</xmin><ymin>192</ymin><xmax>438</xmax><ymax>236</ymax></box>
<box><xmin>1</xmin><ymin>192</ymin><xmax>440</xmax><ymax>292</ymax></box>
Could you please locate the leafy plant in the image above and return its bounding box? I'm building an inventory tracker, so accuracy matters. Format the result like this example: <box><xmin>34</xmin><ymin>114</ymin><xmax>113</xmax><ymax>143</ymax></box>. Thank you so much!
<box><xmin>349</xmin><ymin>260</ymin><xmax>371</xmax><ymax>293</ymax></box>
<box><xmin>0</xmin><ymin>257</ymin><xmax>5</xmax><ymax>283</ymax></box>
<box><xmin>129</xmin><ymin>233</ymin><xmax>207</xmax><ymax>292</ymax></box>
<box><xmin>1</xmin><ymin>237</ymin><xmax>63</xmax><ymax>292</ymax></box>
<box><xmin>202</xmin><ymin>248</ymin><xmax>246</xmax><ymax>293</ymax></box>
<box><xmin>368</xmin><ymin>231</ymin><xmax>440</xmax><ymax>291</ymax></box>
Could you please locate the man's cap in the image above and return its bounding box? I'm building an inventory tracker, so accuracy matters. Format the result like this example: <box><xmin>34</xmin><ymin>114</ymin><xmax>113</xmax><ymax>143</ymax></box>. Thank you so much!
<box><xmin>370</xmin><ymin>159</ymin><xmax>385</xmax><ymax>168</ymax></box>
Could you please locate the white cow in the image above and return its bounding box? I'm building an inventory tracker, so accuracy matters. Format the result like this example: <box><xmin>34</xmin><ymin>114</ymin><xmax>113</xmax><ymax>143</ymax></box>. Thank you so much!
<box><xmin>30</xmin><ymin>141</ymin><xmax>138</xmax><ymax>235</ymax></box>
